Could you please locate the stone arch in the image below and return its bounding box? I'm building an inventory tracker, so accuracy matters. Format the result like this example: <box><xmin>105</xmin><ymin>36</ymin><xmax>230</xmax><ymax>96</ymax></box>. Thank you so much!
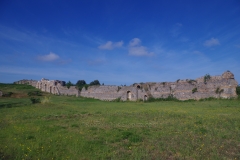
<box><xmin>127</xmin><ymin>91</ymin><xmax>131</xmax><ymax>100</ymax></box>
<box><xmin>144</xmin><ymin>95</ymin><xmax>148</xmax><ymax>101</ymax></box>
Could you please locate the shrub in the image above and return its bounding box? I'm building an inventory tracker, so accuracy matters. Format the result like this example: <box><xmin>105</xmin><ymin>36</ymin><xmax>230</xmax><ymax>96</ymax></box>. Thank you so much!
<box><xmin>66</xmin><ymin>81</ymin><xmax>74</xmax><ymax>89</ymax></box>
<box><xmin>215</xmin><ymin>87</ymin><xmax>224</xmax><ymax>94</ymax></box>
<box><xmin>30</xmin><ymin>97</ymin><xmax>40</xmax><ymax>104</ymax></box>
<box><xmin>117</xmin><ymin>86</ymin><xmax>121</xmax><ymax>92</ymax></box>
<box><xmin>204</xmin><ymin>74</ymin><xmax>211</xmax><ymax>84</ymax></box>
<box><xmin>147</xmin><ymin>95</ymin><xmax>179</xmax><ymax>102</ymax></box>
<box><xmin>236</xmin><ymin>85</ymin><xmax>240</xmax><ymax>95</ymax></box>
<box><xmin>41</xmin><ymin>96</ymin><xmax>51</xmax><ymax>104</ymax></box>
<box><xmin>112</xmin><ymin>97</ymin><xmax>121</xmax><ymax>102</ymax></box>
<box><xmin>192</xmin><ymin>88</ymin><xmax>197</xmax><ymax>93</ymax></box>
<box><xmin>2</xmin><ymin>92</ymin><xmax>13</xmax><ymax>97</ymax></box>
<box><xmin>28</xmin><ymin>91</ymin><xmax>42</xmax><ymax>96</ymax></box>
<box><xmin>188</xmin><ymin>79</ymin><xmax>197</xmax><ymax>85</ymax></box>
<box><xmin>90</xmin><ymin>80</ymin><xmax>100</xmax><ymax>86</ymax></box>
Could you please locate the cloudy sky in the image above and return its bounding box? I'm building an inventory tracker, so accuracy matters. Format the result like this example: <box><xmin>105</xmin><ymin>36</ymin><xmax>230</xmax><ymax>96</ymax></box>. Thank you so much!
<box><xmin>0</xmin><ymin>0</ymin><xmax>240</xmax><ymax>85</ymax></box>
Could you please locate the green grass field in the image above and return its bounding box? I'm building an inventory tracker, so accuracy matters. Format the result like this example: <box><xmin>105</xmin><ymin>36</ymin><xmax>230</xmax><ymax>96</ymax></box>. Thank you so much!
<box><xmin>0</xmin><ymin>83</ymin><xmax>240</xmax><ymax>159</ymax></box>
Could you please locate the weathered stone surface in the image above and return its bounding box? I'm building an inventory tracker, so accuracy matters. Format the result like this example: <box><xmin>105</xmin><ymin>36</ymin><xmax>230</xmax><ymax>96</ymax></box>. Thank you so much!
<box><xmin>14</xmin><ymin>79</ymin><xmax>38</xmax><ymax>87</ymax></box>
<box><xmin>14</xmin><ymin>71</ymin><xmax>238</xmax><ymax>101</ymax></box>
<box><xmin>222</xmin><ymin>71</ymin><xmax>234</xmax><ymax>79</ymax></box>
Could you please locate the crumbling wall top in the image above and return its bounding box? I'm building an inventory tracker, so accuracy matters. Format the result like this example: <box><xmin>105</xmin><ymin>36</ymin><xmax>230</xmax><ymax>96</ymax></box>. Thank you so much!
<box><xmin>222</xmin><ymin>71</ymin><xmax>234</xmax><ymax>79</ymax></box>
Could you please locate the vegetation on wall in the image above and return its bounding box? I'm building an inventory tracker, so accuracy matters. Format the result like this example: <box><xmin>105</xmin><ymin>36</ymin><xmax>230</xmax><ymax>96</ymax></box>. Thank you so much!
<box><xmin>75</xmin><ymin>79</ymin><xmax>101</xmax><ymax>91</ymax></box>
<box><xmin>192</xmin><ymin>88</ymin><xmax>198</xmax><ymax>93</ymax></box>
<box><xmin>66</xmin><ymin>81</ymin><xmax>74</xmax><ymax>89</ymax></box>
<box><xmin>90</xmin><ymin>80</ymin><xmax>100</xmax><ymax>86</ymax></box>
<box><xmin>215</xmin><ymin>87</ymin><xmax>224</xmax><ymax>94</ymax></box>
<box><xmin>204</xmin><ymin>74</ymin><xmax>211</xmax><ymax>84</ymax></box>
<box><xmin>236</xmin><ymin>85</ymin><xmax>240</xmax><ymax>95</ymax></box>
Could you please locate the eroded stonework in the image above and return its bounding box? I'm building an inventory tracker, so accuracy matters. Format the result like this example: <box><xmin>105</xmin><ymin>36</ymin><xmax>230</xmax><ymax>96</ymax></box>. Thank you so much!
<box><xmin>14</xmin><ymin>71</ymin><xmax>238</xmax><ymax>101</ymax></box>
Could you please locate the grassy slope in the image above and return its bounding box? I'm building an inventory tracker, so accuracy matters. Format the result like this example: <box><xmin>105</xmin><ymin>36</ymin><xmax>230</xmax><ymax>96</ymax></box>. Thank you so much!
<box><xmin>0</xmin><ymin>84</ymin><xmax>240</xmax><ymax>159</ymax></box>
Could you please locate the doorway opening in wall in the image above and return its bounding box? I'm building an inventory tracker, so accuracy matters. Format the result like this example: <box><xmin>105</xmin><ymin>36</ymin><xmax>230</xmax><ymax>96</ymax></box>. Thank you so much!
<box><xmin>137</xmin><ymin>85</ymin><xmax>141</xmax><ymax>89</ymax></box>
<box><xmin>144</xmin><ymin>95</ymin><xmax>148</xmax><ymax>101</ymax></box>
<box><xmin>44</xmin><ymin>84</ymin><xmax>47</xmax><ymax>92</ymax></box>
<box><xmin>50</xmin><ymin>87</ymin><xmax>52</xmax><ymax>93</ymax></box>
<box><xmin>127</xmin><ymin>91</ymin><xmax>131</xmax><ymax>100</ymax></box>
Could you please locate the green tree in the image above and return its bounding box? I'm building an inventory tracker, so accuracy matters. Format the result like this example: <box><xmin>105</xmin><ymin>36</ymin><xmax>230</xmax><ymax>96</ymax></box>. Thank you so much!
<box><xmin>76</xmin><ymin>80</ymin><xmax>86</xmax><ymax>86</ymax></box>
<box><xmin>66</xmin><ymin>81</ymin><xmax>73</xmax><ymax>89</ymax></box>
<box><xmin>236</xmin><ymin>85</ymin><xmax>240</xmax><ymax>95</ymax></box>
<box><xmin>90</xmin><ymin>80</ymin><xmax>100</xmax><ymax>86</ymax></box>
<box><xmin>76</xmin><ymin>80</ymin><xmax>88</xmax><ymax>91</ymax></box>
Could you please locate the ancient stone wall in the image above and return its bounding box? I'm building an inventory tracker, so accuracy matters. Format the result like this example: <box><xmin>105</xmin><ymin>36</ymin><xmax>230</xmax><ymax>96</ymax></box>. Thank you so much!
<box><xmin>14</xmin><ymin>79</ymin><xmax>38</xmax><ymax>87</ymax></box>
<box><xmin>13</xmin><ymin>71</ymin><xmax>238</xmax><ymax>101</ymax></box>
<box><xmin>80</xmin><ymin>71</ymin><xmax>238</xmax><ymax>101</ymax></box>
<box><xmin>35</xmin><ymin>78</ymin><xmax>79</xmax><ymax>96</ymax></box>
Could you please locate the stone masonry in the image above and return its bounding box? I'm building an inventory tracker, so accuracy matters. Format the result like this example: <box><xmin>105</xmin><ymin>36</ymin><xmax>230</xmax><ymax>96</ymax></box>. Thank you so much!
<box><xmin>14</xmin><ymin>71</ymin><xmax>238</xmax><ymax>101</ymax></box>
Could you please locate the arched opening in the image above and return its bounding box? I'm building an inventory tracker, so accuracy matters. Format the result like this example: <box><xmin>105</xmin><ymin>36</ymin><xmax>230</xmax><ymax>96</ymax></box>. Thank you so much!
<box><xmin>137</xmin><ymin>85</ymin><xmax>141</xmax><ymax>89</ymax></box>
<box><xmin>144</xmin><ymin>95</ymin><xmax>148</xmax><ymax>101</ymax></box>
<box><xmin>44</xmin><ymin>84</ymin><xmax>47</xmax><ymax>92</ymax></box>
<box><xmin>127</xmin><ymin>91</ymin><xmax>131</xmax><ymax>100</ymax></box>
<box><xmin>50</xmin><ymin>86</ymin><xmax>52</xmax><ymax>93</ymax></box>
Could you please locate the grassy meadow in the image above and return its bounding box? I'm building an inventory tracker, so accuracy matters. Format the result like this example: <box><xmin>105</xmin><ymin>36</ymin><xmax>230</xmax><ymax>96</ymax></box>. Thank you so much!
<box><xmin>0</xmin><ymin>83</ymin><xmax>240</xmax><ymax>159</ymax></box>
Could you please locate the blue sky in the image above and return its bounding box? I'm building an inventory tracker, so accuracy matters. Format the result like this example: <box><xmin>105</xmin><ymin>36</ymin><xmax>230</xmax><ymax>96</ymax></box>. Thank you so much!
<box><xmin>0</xmin><ymin>0</ymin><xmax>240</xmax><ymax>85</ymax></box>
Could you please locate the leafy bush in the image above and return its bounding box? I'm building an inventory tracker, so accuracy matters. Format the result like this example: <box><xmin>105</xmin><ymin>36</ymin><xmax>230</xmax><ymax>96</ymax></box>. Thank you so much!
<box><xmin>2</xmin><ymin>92</ymin><xmax>13</xmax><ymax>97</ymax></box>
<box><xmin>113</xmin><ymin>97</ymin><xmax>122</xmax><ymax>102</ymax></box>
<box><xmin>77</xmin><ymin>84</ymin><xmax>89</xmax><ymax>91</ymax></box>
<box><xmin>188</xmin><ymin>79</ymin><xmax>197</xmax><ymax>85</ymax></box>
<box><xmin>66</xmin><ymin>81</ymin><xmax>74</xmax><ymax>89</ymax></box>
<box><xmin>147</xmin><ymin>95</ymin><xmax>179</xmax><ymax>102</ymax></box>
<box><xmin>192</xmin><ymin>88</ymin><xmax>197</xmax><ymax>93</ymax></box>
<box><xmin>215</xmin><ymin>87</ymin><xmax>224</xmax><ymax>94</ymax></box>
<box><xmin>41</xmin><ymin>96</ymin><xmax>51</xmax><ymax>104</ymax></box>
<box><xmin>236</xmin><ymin>85</ymin><xmax>240</xmax><ymax>95</ymax></box>
<box><xmin>90</xmin><ymin>80</ymin><xmax>100</xmax><ymax>86</ymax></box>
<box><xmin>28</xmin><ymin>91</ymin><xmax>42</xmax><ymax>96</ymax></box>
<box><xmin>30</xmin><ymin>97</ymin><xmax>40</xmax><ymax>104</ymax></box>
<box><xmin>204</xmin><ymin>74</ymin><xmax>211</xmax><ymax>84</ymax></box>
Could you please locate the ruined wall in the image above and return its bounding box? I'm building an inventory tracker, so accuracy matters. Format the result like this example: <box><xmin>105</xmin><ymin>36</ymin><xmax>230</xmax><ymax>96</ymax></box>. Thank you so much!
<box><xmin>14</xmin><ymin>79</ymin><xmax>38</xmax><ymax>87</ymax></box>
<box><xmin>80</xmin><ymin>71</ymin><xmax>238</xmax><ymax>101</ymax></box>
<box><xmin>80</xmin><ymin>85</ymin><xmax>149</xmax><ymax>101</ymax></box>
<box><xmin>147</xmin><ymin>71</ymin><xmax>238</xmax><ymax>100</ymax></box>
<box><xmin>36</xmin><ymin>78</ymin><xmax>79</xmax><ymax>96</ymax></box>
<box><xmin>13</xmin><ymin>71</ymin><xmax>238</xmax><ymax>101</ymax></box>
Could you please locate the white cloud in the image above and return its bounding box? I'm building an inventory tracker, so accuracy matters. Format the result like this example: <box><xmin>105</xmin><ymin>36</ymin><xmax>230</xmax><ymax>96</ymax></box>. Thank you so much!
<box><xmin>129</xmin><ymin>38</ymin><xmax>141</xmax><ymax>47</ymax></box>
<box><xmin>98</xmin><ymin>41</ymin><xmax>123</xmax><ymax>50</ymax></box>
<box><xmin>204</xmin><ymin>38</ymin><xmax>220</xmax><ymax>47</ymax></box>
<box><xmin>38</xmin><ymin>52</ymin><xmax>59</xmax><ymax>61</ymax></box>
<box><xmin>128</xmin><ymin>38</ymin><xmax>154</xmax><ymax>56</ymax></box>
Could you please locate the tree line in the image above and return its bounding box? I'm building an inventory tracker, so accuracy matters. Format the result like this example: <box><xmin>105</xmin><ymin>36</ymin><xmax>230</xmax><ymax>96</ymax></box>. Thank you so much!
<box><xmin>66</xmin><ymin>80</ymin><xmax>103</xmax><ymax>90</ymax></box>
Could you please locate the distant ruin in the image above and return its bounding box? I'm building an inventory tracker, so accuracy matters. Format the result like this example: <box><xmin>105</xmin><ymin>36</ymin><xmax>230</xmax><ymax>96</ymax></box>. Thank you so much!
<box><xmin>14</xmin><ymin>71</ymin><xmax>238</xmax><ymax>101</ymax></box>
